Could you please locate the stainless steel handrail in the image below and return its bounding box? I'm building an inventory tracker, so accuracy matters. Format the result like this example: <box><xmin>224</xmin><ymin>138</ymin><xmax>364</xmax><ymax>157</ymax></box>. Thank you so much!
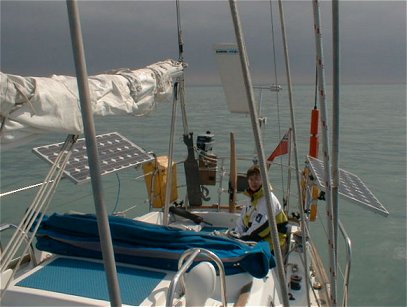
<box><xmin>166</xmin><ymin>248</ymin><xmax>227</xmax><ymax>307</ymax></box>
<box><xmin>338</xmin><ymin>220</ymin><xmax>352</xmax><ymax>307</ymax></box>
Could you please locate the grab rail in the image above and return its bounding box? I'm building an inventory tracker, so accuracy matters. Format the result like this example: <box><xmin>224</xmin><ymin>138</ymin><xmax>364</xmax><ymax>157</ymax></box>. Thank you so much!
<box><xmin>166</xmin><ymin>248</ymin><xmax>227</xmax><ymax>307</ymax></box>
<box><xmin>338</xmin><ymin>220</ymin><xmax>352</xmax><ymax>307</ymax></box>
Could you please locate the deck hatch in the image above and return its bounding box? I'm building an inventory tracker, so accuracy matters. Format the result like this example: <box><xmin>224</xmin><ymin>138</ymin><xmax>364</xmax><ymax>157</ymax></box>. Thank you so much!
<box><xmin>33</xmin><ymin>132</ymin><xmax>154</xmax><ymax>184</ymax></box>
<box><xmin>307</xmin><ymin>156</ymin><xmax>389</xmax><ymax>216</ymax></box>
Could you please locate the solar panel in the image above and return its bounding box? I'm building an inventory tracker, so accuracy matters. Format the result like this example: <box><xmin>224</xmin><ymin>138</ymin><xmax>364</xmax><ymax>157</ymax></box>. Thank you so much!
<box><xmin>33</xmin><ymin>132</ymin><xmax>154</xmax><ymax>184</ymax></box>
<box><xmin>307</xmin><ymin>156</ymin><xmax>389</xmax><ymax>216</ymax></box>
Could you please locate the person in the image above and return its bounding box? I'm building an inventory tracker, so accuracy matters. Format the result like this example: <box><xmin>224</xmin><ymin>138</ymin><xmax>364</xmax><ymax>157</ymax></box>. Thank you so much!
<box><xmin>235</xmin><ymin>164</ymin><xmax>288</xmax><ymax>252</ymax></box>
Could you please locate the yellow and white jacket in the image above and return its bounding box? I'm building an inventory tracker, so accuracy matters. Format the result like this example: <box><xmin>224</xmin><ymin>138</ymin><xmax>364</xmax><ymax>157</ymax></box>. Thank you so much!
<box><xmin>235</xmin><ymin>186</ymin><xmax>288</xmax><ymax>251</ymax></box>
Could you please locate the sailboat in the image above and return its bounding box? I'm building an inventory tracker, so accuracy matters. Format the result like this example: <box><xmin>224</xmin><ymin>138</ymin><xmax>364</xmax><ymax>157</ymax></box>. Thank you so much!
<box><xmin>0</xmin><ymin>1</ymin><xmax>389</xmax><ymax>306</ymax></box>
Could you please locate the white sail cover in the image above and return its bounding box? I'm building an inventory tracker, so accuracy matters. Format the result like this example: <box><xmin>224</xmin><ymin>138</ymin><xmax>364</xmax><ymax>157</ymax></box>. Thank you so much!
<box><xmin>0</xmin><ymin>60</ymin><xmax>183</xmax><ymax>148</ymax></box>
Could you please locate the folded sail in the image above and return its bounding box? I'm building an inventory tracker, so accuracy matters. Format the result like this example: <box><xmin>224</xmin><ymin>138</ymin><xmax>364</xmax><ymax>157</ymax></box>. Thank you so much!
<box><xmin>0</xmin><ymin>60</ymin><xmax>183</xmax><ymax>148</ymax></box>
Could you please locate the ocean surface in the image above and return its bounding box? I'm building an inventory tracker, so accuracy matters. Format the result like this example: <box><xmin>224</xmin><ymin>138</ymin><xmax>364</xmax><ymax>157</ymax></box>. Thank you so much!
<box><xmin>0</xmin><ymin>84</ymin><xmax>406</xmax><ymax>306</ymax></box>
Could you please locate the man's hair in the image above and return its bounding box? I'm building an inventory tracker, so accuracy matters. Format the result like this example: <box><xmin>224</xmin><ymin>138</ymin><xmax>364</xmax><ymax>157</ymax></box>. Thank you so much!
<box><xmin>246</xmin><ymin>164</ymin><xmax>261</xmax><ymax>178</ymax></box>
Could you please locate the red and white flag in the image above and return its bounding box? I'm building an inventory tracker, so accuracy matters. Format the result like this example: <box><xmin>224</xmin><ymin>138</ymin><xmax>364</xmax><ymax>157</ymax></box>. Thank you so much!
<box><xmin>267</xmin><ymin>129</ymin><xmax>290</xmax><ymax>163</ymax></box>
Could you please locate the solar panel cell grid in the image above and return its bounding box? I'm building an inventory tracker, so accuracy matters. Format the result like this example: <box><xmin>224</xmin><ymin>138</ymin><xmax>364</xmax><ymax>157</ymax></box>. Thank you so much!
<box><xmin>33</xmin><ymin>132</ymin><xmax>154</xmax><ymax>184</ymax></box>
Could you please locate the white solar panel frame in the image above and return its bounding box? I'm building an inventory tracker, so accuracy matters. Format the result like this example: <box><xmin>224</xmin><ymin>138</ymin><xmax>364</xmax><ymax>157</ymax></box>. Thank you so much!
<box><xmin>307</xmin><ymin>156</ymin><xmax>389</xmax><ymax>216</ymax></box>
<box><xmin>33</xmin><ymin>132</ymin><xmax>154</xmax><ymax>184</ymax></box>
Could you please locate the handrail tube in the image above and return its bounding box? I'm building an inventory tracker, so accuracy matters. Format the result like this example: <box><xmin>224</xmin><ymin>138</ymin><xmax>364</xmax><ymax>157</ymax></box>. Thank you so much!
<box><xmin>299</xmin><ymin>211</ymin><xmax>351</xmax><ymax>307</ymax></box>
<box><xmin>166</xmin><ymin>248</ymin><xmax>227</xmax><ymax>307</ymax></box>
<box><xmin>338</xmin><ymin>220</ymin><xmax>351</xmax><ymax>307</ymax></box>
<box><xmin>167</xmin><ymin>249</ymin><xmax>200</xmax><ymax>306</ymax></box>
<box><xmin>306</xmin><ymin>209</ymin><xmax>352</xmax><ymax>307</ymax></box>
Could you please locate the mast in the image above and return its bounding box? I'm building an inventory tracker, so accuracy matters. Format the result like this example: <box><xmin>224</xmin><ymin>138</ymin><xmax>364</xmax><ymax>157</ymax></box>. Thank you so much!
<box><xmin>66</xmin><ymin>1</ymin><xmax>122</xmax><ymax>305</ymax></box>
<box><xmin>228</xmin><ymin>1</ymin><xmax>289</xmax><ymax>305</ymax></box>
<box><xmin>312</xmin><ymin>0</ymin><xmax>337</xmax><ymax>304</ymax></box>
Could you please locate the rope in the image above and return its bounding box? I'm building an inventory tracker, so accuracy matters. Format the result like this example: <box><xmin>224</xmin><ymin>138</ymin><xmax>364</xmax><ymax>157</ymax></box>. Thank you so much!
<box><xmin>312</xmin><ymin>0</ymin><xmax>337</xmax><ymax>303</ymax></box>
<box><xmin>314</xmin><ymin>66</ymin><xmax>318</xmax><ymax>109</ymax></box>
<box><xmin>0</xmin><ymin>181</ymin><xmax>53</xmax><ymax>198</ymax></box>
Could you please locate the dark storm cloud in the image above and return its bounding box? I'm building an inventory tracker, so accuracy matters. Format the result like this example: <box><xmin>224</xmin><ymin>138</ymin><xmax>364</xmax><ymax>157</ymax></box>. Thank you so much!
<box><xmin>1</xmin><ymin>1</ymin><xmax>405</xmax><ymax>85</ymax></box>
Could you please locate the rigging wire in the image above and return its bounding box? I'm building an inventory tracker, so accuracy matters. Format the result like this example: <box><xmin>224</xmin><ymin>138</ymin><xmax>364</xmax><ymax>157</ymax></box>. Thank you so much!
<box><xmin>111</xmin><ymin>173</ymin><xmax>121</xmax><ymax>214</ymax></box>
<box><xmin>176</xmin><ymin>0</ymin><xmax>184</xmax><ymax>62</ymax></box>
<box><xmin>268</xmin><ymin>0</ymin><xmax>287</xmax><ymax>207</ymax></box>
<box><xmin>175</xmin><ymin>0</ymin><xmax>189</xmax><ymax>135</ymax></box>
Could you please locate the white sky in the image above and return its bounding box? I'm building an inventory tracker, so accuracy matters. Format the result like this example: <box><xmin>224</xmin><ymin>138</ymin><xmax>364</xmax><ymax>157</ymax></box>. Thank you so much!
<box><xmin>1</xmin><ymin>1</ymin><xmax>406</xmax><ymax>85</ymax></box>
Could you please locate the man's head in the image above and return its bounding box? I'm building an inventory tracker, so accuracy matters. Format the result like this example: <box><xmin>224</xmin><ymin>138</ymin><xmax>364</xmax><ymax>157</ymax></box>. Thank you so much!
<box><xmin>246</xmin><ymin>165</ymin><xmax>262</xmax><ymax>192</ymax></box>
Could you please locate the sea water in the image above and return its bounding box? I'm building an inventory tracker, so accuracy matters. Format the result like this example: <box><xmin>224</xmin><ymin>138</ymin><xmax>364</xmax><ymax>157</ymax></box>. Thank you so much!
<box><xmin>0</xmin><ymin>84</ymin><xmax>405</xmax><ymax>306</ymax></box>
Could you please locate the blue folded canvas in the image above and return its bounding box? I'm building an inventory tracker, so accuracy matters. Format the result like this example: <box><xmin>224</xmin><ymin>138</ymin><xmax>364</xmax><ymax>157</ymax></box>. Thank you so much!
<box><xmin>36</xmin><ymin>213</ymin><xmax>275</xmax><ymax>278</ymax></box>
